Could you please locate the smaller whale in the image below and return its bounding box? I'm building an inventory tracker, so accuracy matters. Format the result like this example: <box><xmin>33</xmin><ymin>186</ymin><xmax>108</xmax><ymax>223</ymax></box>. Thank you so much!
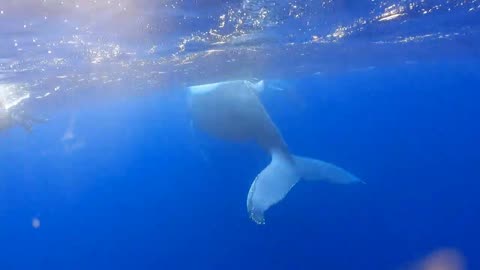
<box><xmin>188</xmin><ymin>80</ymin><xmax>363</xmax><ymax>224</ymax></box>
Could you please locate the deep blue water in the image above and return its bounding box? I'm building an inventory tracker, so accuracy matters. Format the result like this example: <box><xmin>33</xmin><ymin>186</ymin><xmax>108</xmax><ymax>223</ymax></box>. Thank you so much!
<box><xmin>1</xmin><ymin>62</ymin><xmax>479</xmax><ymax>269</ymax></box>
<box><xmin>1</xmin><ymin>0</ymin><xmax>480</xmax><ymax>269</ymax></box>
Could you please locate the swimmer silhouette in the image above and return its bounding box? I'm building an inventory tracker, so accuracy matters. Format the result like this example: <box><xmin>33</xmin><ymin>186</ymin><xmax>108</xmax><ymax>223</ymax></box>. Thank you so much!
<box><xmin>188</xmin><ymin>80</ymin><xmax>363</xmax><ymax>224</ymax></box>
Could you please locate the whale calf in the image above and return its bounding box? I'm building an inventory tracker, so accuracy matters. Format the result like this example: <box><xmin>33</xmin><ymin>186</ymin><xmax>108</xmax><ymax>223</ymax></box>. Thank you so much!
<box><xmin>0</xmin><ymin>102</ymin><xmax>45</xmax><ymax>132</ymax></box>
<box><xmin>0</xmin><ymin>103</ymin><xmax>11</xmax><ymax>131</ymax></box>
<box><xmin>188</xmin><ymin>80</ymin><xmax>363</xmax><ymax>224</ymax></box>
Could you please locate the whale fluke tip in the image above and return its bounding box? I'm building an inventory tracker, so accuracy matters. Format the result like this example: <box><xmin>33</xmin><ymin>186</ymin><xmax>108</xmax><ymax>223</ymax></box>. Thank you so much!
<box><xmin>249</xmin><ymin>208</ymin><xmax>266</xmax><ymax>225</ymax></box>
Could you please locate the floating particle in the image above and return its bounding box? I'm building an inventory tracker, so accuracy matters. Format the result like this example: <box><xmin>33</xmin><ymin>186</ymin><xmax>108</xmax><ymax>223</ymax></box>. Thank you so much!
<box><xmin>32</xmin><ymin>218</ymin><xmax>41</xmax><ymax>229</ymax></box>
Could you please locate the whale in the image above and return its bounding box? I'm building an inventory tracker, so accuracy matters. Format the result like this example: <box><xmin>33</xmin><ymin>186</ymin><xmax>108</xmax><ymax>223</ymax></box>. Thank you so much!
<box><xmin>188</xmin><ymin>80</ymin><xmax>363</xmax><ymax>224</ymax></box>
<box><xmin>0</xmin><ymin>102</ymin><xmax>45</xmax><ymax>132</ymax></box>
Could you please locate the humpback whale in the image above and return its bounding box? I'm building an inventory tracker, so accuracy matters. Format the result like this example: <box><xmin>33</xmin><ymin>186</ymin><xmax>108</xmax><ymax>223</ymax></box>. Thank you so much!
<box><xmin>0</xmin><ymin>102</ymin><xmax>45</xmax><ymax>132</ymax></box>
<box><xmin>188</xmin><ymin>80</ymin><xmax>363</xmax><ymax>224</ymax></box>
<box><xmin>0</xmin><ymin>103</ymin><xmax>10</xmax><ymax>130</ymax></box>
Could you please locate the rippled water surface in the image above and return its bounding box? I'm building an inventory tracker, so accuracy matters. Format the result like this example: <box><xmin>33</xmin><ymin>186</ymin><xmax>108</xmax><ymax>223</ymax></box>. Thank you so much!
<box><xmin>1</xmin><ymin>0</ymin><xmax>479</xmax><ymax>110</ymax></box>
<box><xmin>1</xmin><ymin>2</ymin><xmax>480</xmax><ymax>269</ymax></box>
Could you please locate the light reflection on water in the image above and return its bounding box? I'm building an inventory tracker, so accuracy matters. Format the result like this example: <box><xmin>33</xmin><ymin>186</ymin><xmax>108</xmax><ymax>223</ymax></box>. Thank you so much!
<box><xmin>0</xmin><ymin>0</ymin><xmax>478</xmax><ymax>112</ymax></box>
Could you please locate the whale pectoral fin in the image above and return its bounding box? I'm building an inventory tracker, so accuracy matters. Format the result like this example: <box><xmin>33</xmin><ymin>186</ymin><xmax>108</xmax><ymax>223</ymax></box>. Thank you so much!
<box><xmin>11</xmin><ymin>112</ymin><xmax>48</xmax><ymax>133</ymax></box>
<box><xmin>10</xmin><ymin>114</ymin><xmax>32</xmax><ymax>133</ymax></box>
<box><xmin>247</xmin><ymin>153</ymin><xmax>299</xmax><ymax>224</ymax></box>
<box><xmin>293</xmin><ymin>155</ymin><xmax>364</xmax><ymax>184</ymax></box>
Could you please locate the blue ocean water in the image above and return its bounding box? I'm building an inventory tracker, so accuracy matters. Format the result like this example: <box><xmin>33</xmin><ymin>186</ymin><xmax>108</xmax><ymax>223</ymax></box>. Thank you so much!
<box><xmin>1</xmin><ymin>0</ymin><xmax>480</xmax><ymax>269</ymax></box>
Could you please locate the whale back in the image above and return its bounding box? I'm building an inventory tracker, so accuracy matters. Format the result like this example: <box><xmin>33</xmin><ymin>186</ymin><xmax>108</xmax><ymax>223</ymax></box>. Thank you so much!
<box><xmin>189</xmin><ymin>80</ymin><xmax>288</xmax><ymax>153</ymax></box>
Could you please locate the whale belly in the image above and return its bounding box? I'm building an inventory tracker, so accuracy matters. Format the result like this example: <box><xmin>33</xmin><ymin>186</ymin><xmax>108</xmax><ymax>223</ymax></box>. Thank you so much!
<box><xmin>189</xmin><ymin>80</ymin><xmax>285</xmax><ymax>150</ymax></box>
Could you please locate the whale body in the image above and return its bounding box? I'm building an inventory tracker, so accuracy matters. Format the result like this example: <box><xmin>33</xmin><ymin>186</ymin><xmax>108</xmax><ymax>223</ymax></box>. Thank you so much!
<box><xmin>0</xmin><ymin>102</ymin><xmax>45</xmax><ymax>132</ymax></box>
<box><xmin>0</xmin><ymin>104</ymin><xmax>12</xmax><ymax>131</ymax></box>
<box><xmin>188</xmin><ymin>80</ymin><xmax>362</xmax><ymax>224</ymax></box>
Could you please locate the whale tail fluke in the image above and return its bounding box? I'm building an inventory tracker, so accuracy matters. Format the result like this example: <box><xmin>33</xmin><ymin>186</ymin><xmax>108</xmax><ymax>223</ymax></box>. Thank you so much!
<box><xmin>247</xmin><ymin>151</ymin><xmax>299</xmax><ymax>224</ymax></box>
<box><xmin>247</xmin><ymin>152</ymin><xmax>362</xmax><ymax>224</ymax></box>
<box><xmin>292</xmin><ymin>155</ymin><xmax>364</xmax><ymax>184</ymax></box>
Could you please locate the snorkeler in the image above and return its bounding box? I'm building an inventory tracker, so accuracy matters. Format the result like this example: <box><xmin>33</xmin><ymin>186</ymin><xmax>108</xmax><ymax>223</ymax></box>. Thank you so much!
<box><xmin>0</xmin><ymin>101</ymin><xmax>46</xmax><ymax>132</ymax></box>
